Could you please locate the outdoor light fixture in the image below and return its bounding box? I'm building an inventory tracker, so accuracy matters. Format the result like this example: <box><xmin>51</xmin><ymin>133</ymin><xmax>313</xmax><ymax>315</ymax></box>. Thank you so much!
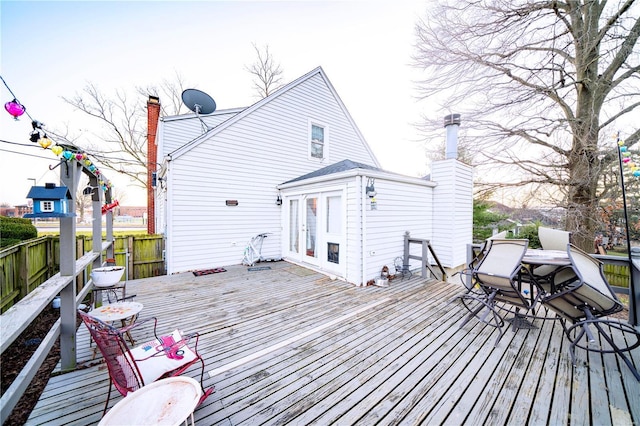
<box><xmin>366</xmin><ymin>178</ymin><xmax>377</xmax><ymax>198</ymax></box>
<box><xmin>4</xmin><ymin>98</ymin><xmax>25</xmax><ymax>120</ymax></box>
<box><xmin>276</xmin><ymin>195</ymin><xmax>282</xmax><ymax>206</ymax></box>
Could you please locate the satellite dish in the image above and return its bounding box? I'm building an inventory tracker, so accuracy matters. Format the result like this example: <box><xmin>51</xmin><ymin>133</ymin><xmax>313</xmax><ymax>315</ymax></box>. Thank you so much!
<box><xmin>181</xmin><ymin>89</ymin><xmax>216</xmax><ymax>133</ymax></box>
<box><xmin>182</xmin><ymin>89</ymin><xmax>216</xmax><ymax>115</ymax></box>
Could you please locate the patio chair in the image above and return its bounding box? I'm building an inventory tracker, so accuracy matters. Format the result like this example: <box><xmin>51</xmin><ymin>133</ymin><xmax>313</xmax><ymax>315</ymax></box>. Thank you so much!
<box><xmin>453</xmin><ymin>238</ymin><xmax>494</xmax><ymax>295</ymax></box>
<box><xmin>541</xmin><ymin>244</ymin><xmax>640</xmax><ymax>381</ymax></box>
<box><xmin>458</xmin><ymin>239</ymin><xmax>538</xmax><ymax>346</ymax></box>
<box><xmin>533</xmin><ymin>227</ymin><xmax>575</xmax><ymax>284</ymax></box>
<box><xmin>78</xmin><ymin>310</ymin><xmax>215</xmax><ymax>416</ymax></box>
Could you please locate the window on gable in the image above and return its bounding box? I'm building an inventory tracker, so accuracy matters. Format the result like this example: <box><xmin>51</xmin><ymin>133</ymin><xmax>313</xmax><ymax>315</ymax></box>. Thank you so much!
<box><xmin>41</xmin><ymin>200</ymin><xmax>54</xmax><ymax>212</ymax></box>
<box><xmin>310</xmin><ymin>124</ymin><xmax>324</xmax><ymax>159</ymax></box>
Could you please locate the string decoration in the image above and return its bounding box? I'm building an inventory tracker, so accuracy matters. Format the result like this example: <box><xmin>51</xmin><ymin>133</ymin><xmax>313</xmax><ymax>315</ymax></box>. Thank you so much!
<box><xmin>4</xmin><ymin>98</ymin><xmax>25</xmax><ymax>120</ymax></box>
<box><xmin>1</xmin><ymin>74</ymin><xmax>114</xmax><ymax>195</ymax></box>
<box><xmin>616</xmin><ymin>133</ymin><xmax>640</xmax><ymax>178</ymax></box>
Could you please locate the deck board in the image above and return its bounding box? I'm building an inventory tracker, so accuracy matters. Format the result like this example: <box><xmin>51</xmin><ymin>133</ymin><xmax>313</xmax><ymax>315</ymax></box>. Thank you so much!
<box><xmin>25</xmin><ymin>261</ymin><xmax>640</xmax><ymax>425</ymax></box>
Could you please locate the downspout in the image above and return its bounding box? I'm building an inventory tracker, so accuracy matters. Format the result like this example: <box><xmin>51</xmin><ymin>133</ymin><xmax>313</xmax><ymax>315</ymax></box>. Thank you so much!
<box><xmin>164</xmin><ymin>156</ymin><xmax>171</xmax><ymax>274</ymax></box>
<box><xmin>361</xmin><ymin>175</ymin><xmax>367</xmax><ymax>286</ymax></box>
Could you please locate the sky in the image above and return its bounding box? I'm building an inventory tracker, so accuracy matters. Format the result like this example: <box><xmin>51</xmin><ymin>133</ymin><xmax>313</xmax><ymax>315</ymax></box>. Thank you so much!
<box><xmin>0</xmin><ymin>0</ymin><xmax>445</xmax><ymax>207</ymax></box>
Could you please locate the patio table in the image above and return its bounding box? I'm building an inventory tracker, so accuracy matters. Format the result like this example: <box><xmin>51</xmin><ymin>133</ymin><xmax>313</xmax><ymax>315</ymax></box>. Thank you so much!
<box><xmin>506</xmin><ymin>249</ymin><xmax>572</xmax><ymax>330</ymax></box>
<box><xmin>97</xmin><ymin>376</ymin><xmax>202</xmax><ymax>426</ymax></box>
<box><xmin>88</xmin><ymin>301</ymin><xmax>143</xmax><ymax>345</ymax></box>
<box><xmin>522</xmin><ymin>249</ymin><xmax>570</xmax><ymax>266</ymax></box>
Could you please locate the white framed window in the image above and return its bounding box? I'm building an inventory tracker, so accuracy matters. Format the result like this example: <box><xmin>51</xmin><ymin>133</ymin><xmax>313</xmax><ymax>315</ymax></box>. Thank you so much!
<box><xmin>310</xmin><ymin>123</ymin><xmax>325</xmax><ymax>159</ymax></box>
<box><xmin>41</xmin><ymin>200</ymin><xmax>54</xmax><ymax>212</ymax></box>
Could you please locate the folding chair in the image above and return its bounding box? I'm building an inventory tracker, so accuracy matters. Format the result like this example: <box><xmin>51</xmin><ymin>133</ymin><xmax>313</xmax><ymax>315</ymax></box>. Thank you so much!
<box><xmin>78</xmin><ymin>310</ymin><xmax>215</xmax><ymax>416</ymax></box>
<box><xmin>458</xmin><ymin>239</ymin><xmax>538</xmax><ymax>346</ymax></box>
<box><xmin>541</xmin><ymin>245</ymin><xmax>640</xmax><ymax>381</ymax></box>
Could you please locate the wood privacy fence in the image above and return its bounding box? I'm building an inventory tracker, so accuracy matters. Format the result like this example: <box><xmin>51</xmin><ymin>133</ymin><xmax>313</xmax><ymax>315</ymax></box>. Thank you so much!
<box><xmin>0</xmin><ymin>234</ymin><xmax>164</xmax><ymax>312</ymax></box>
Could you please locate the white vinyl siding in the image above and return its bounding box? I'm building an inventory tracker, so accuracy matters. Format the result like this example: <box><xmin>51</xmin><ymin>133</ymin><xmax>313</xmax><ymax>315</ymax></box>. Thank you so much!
<box><xmin>164</xmin><ymin>71</ymin><xmax>379</xmax><ymax>273</ymax></box>
<box><xmin>361</xmin><ymin>177</ymin><xmax>432</xmax><ymax>283</ymax></box>
<box><xmin>281</xmin><ymin>174</ymin><xmax>434</xmax><ymax>286</ymax></box>
<box><xmin>430</xmin><ymin>159</ymin><xmax>473</xmax><ymax>268</ymax></box>
<box><xmin>160</xmin><ymin>109</ymin><xmax>243</xmax><ymax>155</ymax></box>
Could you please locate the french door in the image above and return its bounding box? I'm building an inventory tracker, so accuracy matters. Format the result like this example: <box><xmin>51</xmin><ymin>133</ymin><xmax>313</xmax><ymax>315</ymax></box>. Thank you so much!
<box><xmin>285</xmin><ymin>189</ymin><xmax>345</xmax><ymax>275</ymax></box>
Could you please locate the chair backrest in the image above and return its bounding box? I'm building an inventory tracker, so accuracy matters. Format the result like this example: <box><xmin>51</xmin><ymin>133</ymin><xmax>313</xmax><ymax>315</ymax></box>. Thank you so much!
<box><xmin>488</xmin><ymin>230</ymin><xmax>508</xmax><ymax>240</ymax></box>
<box><xmin>538</xmin><ymin>227</ymin><xmax>571</xmax><ymax>251</ymax></box>
<box><xmin>475</xmin><ymin>239</ymin><xmax>528</xmax><ymax>291</ymax></box>
<box><xmin>78</xmin><ymin>310</ymin><xmax>143</xmax><ymax>396</ymax></box>
<box><xmin>543</xmin><ymin>245</ymin><xmax>622</xmax><ymax>321</ymax></box>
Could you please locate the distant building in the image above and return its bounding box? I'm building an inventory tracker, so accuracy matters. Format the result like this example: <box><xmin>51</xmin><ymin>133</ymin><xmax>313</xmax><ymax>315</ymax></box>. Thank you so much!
<box><xmin>0</xmin><ymin>204</ymin><xmax>32</xmax><ymax>218</ymax></box>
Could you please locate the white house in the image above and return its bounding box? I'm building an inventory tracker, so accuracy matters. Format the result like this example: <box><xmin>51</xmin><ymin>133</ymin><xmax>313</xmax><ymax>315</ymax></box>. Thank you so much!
<box><xmin>148</xmin><ymin>66</ymin><xmax>472</xmax><ymax>285</ymax></box>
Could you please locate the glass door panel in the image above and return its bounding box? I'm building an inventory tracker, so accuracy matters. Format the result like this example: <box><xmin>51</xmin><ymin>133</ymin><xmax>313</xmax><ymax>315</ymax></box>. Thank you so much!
<box><xmin>288</xmin><ymin>199</ymin><xmax>299</xmax><ymax>254</ymax></box>
<box><xmin>305</xmin><ymin>196</ymin><xmax>318</xmax><ymax>259</ymax></box>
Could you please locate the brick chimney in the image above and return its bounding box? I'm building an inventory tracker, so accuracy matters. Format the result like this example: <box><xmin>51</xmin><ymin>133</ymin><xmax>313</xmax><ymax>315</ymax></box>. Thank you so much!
<box><xmin>147</xmin><ymin>95</ymin><xmax>160</xmax><ymax>234</ymax></box>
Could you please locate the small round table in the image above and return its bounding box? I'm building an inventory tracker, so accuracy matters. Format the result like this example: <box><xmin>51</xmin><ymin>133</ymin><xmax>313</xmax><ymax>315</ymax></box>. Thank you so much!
<box><xmin>98</xmin><ymin>377</ymin><xmax>203</xmax><ymax>426</ymax></box>
<box><xmin>88</xmin><ymin>301</ymin><xmax>143</xmax><ymax>345</ymax></box>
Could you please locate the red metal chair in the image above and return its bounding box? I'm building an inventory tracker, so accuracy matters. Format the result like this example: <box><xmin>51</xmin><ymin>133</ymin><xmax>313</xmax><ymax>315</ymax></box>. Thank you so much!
<box><xmin>78</xmin><ymin>310</ymin><xmax>214</xmax><ymax>416</ymax></box>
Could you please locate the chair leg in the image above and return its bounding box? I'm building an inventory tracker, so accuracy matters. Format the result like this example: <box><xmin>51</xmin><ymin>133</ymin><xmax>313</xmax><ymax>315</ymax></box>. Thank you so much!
<box><xmin>591</xmin><ymin>320</ymin><xmax>640</xmax><ymax>381</ymax></box>
<box><xmin>196</xmin><ymin>355</ymin><xmax>215</xmax><ymax>406</ymax></box>
<box><xmin>103</xmin><ymin>380</ymin><xmax>114</xmax><ymax>417</ymax></box>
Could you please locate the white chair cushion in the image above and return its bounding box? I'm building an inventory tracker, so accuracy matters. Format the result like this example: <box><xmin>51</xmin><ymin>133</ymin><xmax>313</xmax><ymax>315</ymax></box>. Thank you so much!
<box><xmin>118</xmin><ymin>330</ymin><xmax>198</xmax><ymax>387</ymax></box>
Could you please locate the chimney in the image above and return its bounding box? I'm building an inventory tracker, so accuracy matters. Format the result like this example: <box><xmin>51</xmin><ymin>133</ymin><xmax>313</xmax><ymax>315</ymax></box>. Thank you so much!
<box><xmin>444</xmin><ymin>113</ymin><xmax>461</xmax><ymax>160</ymax></box>
<box><xmin>147</xmin><ymin>95</ymin><xmax>161</xmax><ymax>234</ymax></box>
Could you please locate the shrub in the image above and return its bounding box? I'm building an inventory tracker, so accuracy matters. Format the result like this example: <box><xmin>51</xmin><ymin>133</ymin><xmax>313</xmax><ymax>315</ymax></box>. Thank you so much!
<box><xmin>516</xmin><ymin>223</ymin><xmax>541</xmax><ymax>248</ymax></box>
<box><xmin>0</xmin><ymin>216</ymin><xmax>38</xmax><ymax>248</ymax></box>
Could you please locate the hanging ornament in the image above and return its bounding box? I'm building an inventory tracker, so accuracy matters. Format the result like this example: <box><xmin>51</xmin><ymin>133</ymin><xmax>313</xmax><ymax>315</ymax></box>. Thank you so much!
<box><xmin>38</xmin><ymin>137</ymin><xmax>52</xmax><ymax>149</ymax></box>
<box><xmin>83</xmin><ymin>159</ymin><xmax>92</xmax><ymax>167</ymax></box>
<box><xmin>75</xmin><ymin>153</ymin><xmax>84</xmax><ymax>161</ymax></box>
<box><xmin>29</xmin><ymin>130</ymin><xmax>41</xmax><ymax>143</ymax></box>
<box><xmin>51</xmin><ymin>145</ymin><xmax>63</xmax><ymax>156</ymax></box>
<box><xmin>62</xmin><ymin>150</ymin><xmax>73</xmax><ymax>160</ymax></box>
<box><xmin>4</xmin><ymin>99</ymin><xmax>25</xmax><ymax>120</ymax></box>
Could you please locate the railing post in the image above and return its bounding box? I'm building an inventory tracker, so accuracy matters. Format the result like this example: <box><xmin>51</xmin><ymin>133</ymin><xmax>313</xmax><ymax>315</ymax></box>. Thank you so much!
<box><xmin>630</xmin><ymin>247</ymin><xmax>640</xmax><ymax>327</ymax></box>
<box><xmin>59</xmin><ymin>160</ymin><xmax>82</xmax><ymax>370</ymax></box>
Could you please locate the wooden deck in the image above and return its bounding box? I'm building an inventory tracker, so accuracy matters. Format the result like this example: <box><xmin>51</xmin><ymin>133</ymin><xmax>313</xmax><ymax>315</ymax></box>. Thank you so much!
<box><xmin>28</xmin><ymin>261</ymin><xmax>640</xmax><ymax>425</ymax></box>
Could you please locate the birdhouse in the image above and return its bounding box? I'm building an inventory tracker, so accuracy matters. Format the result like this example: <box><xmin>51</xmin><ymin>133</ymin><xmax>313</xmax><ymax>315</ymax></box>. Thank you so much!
<box><xmin>24</xmin><ymin>183</ymin><xmax>75</xmax><ymax>218</ymax></box>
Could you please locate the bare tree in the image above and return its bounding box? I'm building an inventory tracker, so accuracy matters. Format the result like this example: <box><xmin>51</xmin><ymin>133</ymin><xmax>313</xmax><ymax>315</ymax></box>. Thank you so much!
<box><xmin>54</xmin><ymin>75</ymin><xmax>189</xmax><ymax>190</ymax></box>
<box><xmin>414</xmin><ymin>0</ymin><xmax>640</xmax><ymax>250</ymax></box>
<box><xmin>245</xmin><ymin>43</ymin><xmax>284</xmax><ymax>98</ymax></box>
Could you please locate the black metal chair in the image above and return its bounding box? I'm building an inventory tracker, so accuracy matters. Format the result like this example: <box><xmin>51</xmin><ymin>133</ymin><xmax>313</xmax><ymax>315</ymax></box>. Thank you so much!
<box><xmin>458</xmin><ymin>239</ymin><xmax>538</xmax><ymax>346</ymax></box>
<box><xmin>541</xmin><ymin>244</ymin><xmax>640</xmax><ymax>381</ymax></box>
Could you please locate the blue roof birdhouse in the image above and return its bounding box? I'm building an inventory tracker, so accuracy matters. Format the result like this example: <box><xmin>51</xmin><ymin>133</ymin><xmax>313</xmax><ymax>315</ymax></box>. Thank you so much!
<box><xmin>24</xmin><ymin>183</ymin><xmax>75</xmax><ymax>218</ymax></box>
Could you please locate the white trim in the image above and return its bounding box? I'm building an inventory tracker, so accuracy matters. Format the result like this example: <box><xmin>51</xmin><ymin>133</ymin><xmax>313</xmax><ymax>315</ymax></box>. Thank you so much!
<box><xmin>278</xmin><ymin>169</ymin><xmax>436</xmax><ymax>190</ymax></box>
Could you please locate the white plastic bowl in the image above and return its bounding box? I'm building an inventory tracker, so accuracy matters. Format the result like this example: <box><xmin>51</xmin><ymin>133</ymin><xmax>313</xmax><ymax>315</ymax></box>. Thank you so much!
<box><xmin>91</xmin><ymin>266</ymin><xmax>125</xmax><ymax>287</ymax></box>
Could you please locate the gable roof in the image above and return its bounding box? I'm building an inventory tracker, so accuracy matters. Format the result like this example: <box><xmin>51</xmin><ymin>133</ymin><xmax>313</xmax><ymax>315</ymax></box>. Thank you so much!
<box><xmin>167</xmin><ymin>66</ymin><xmax>380</xmax><ymax>167</ymax></box>
<box><xmin>26</xmin><ymin>186</ymin><xmax>71</xmax><ymax>200</ymax></box>
<box><xmin>282</xmin><ymin>159</ymin><xmax>382</xmax><ymax>184</ymax></box>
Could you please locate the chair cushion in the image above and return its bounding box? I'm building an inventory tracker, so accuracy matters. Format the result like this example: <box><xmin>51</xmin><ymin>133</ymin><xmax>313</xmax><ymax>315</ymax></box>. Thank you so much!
<box><xmin>118</xmin><ymin>330</ymin><xmax>198</xmax><ymax>388</ymax></box>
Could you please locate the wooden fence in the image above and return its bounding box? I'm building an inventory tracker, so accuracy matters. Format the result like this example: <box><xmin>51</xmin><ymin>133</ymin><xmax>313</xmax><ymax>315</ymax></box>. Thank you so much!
<box><xmin>0</xmin><ymin>235</ymin><xmax>164</xmax><ymax>312</ymax></box>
